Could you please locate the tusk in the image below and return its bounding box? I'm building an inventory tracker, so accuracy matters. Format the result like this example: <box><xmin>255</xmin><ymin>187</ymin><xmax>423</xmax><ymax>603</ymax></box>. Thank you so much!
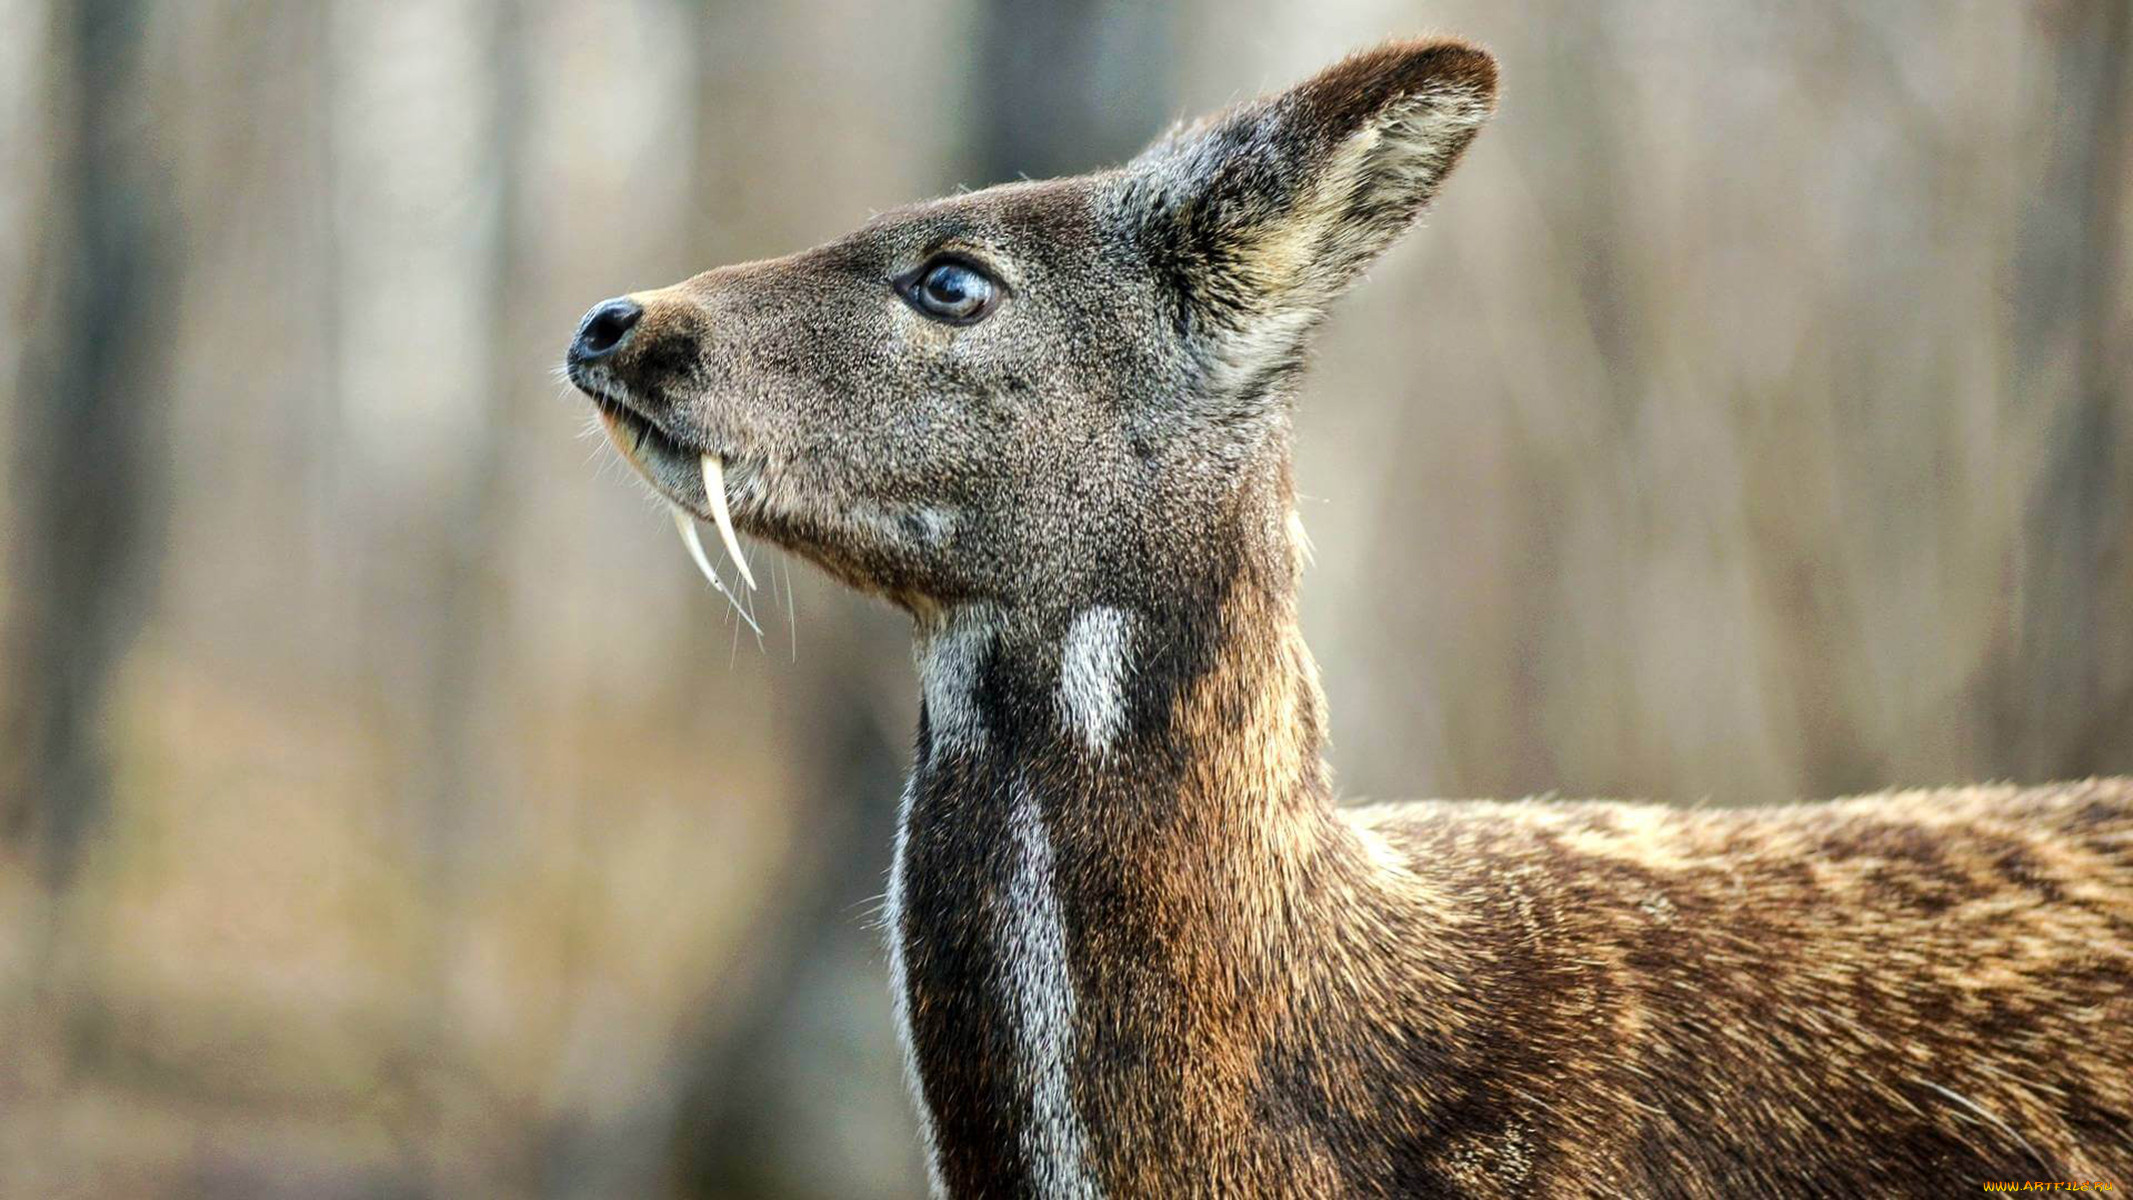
<box><xmin>701</xmin><ymin>452</ymin><xmax>756</xmax><ymax>590</ymax></box>
<box><xmin>672</xmin><ymin>507</ymin><xmax>763</xmax><ymax>636</ymax></box>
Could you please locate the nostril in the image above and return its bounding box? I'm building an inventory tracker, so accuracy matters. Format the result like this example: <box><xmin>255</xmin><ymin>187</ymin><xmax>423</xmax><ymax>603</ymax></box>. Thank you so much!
<box><xmin>573</xmin><ymin>297</ymin><xmax>643</xmax><ymax>363</ymax></box>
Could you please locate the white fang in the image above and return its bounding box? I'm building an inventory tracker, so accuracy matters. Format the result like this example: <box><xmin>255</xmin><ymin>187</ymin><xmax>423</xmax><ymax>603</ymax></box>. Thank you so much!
<box><xmin>670</xmin><ymin>507</ymin><xmax>763</xmax><ymax>636</ymax></box>
<box><xmin>1059</xmin><ymin>607</ymin><xmax>1135</xmax><ymax>753</ymax></box>
<box><xmin>699</xmin><ymin>452</ymin><xmax>756</xmax><ymax>590</ymax></box>
<box><xmin>1002</xmin><ymin>780</ymin><xmax>1101</xmax><ymax>1197</ymax></box>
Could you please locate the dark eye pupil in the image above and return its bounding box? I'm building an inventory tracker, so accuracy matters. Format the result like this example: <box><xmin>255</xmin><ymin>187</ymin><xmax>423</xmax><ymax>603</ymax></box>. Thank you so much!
<box><xmin>901</xmin><ymin>258</ymin><xmax>999</xmax><ymax>323</ymax></box>
<box><xmin>925</xmin><ymin>265</ymin><xmax>974</xmax><ymax>306</ymax></box>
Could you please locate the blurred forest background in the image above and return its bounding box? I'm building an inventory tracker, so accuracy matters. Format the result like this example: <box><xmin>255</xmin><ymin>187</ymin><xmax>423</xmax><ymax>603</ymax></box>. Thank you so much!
<box><xmin>1</xmin><ymin>0</ymin><xmax>2128</xmax><ymax>1196</ymax></box>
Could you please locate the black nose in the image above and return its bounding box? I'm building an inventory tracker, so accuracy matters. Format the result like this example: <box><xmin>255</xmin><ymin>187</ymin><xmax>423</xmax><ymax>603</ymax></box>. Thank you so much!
<box><xmin>570</xmin><ymin>297</ymin><xmax>643</xmax><ymax>364</ymax></box>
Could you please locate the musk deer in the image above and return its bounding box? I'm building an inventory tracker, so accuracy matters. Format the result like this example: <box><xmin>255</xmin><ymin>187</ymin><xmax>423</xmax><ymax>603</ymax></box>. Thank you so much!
<box><xmin>565</xmin><ymin>37</ymin><xmax>2133</xmax><ymax>1198</ymax></box>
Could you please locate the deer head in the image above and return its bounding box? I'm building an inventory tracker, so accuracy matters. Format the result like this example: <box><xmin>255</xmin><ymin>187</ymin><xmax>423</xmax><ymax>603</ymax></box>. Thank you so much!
<box><xmin>566</xmin><ymin>39</ymin><xmax>1497</xmax><ymax>624</ymax></box>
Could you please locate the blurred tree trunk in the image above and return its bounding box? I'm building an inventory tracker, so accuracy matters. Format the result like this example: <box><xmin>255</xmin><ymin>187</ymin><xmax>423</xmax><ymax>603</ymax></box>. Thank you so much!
<box><xmin>0</xmin><ymin>0</ymin><xmax>169</xmax><ymax>886</ymax></box>
<box><xmin>321</xmin><ymin>0</ymin><xmax>528</xmax><ymax>1190</ymax></box>
<box><xmin>970</xmin><ymin>0</ymin><xmax>1171</xmax><ymax>182</ymax></box>
<box><xmin>415</xmin><ymin>0</ymin><xmax>524</xmax><ymax>885</ymax></box>
<box><xmin>659</xmin><ymin>665</ymin><xmax>909</xmax><ymax>1200</ymax></box>
<box><xmin>1991</xmin><ymin>0</ymin><xmax>2133</xmax><ymax>779</ymax></box>
<box><xmin>419</xmin><ymin>1</ymin><xmax>529</xmax><ymax>1191</ymax></box>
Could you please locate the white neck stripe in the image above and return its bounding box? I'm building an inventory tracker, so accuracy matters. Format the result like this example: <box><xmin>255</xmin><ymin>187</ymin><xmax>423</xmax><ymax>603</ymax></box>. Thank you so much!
<box><xmin>1002</xmin><ymin>778</ymin><xmax>1102</xmax><ymax>1196</ymax></box>
<box><xmin>1059</xmin><ymin>606</ymin><xmax>1135</xmax><ymax>754</ymax></box>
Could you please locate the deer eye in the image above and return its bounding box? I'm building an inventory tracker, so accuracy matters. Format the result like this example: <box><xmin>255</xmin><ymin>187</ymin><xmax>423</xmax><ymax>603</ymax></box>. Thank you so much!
<box><xmin>899</xmin><ymin>258</ymin><xmax>1001</xmax><ymax>325</ymax></box>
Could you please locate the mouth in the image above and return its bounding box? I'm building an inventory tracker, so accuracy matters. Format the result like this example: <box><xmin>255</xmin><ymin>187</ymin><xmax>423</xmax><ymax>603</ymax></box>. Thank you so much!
<box><xmin>575</xmin><ymin>374</ymin><xmax>762</xmax><ymax>614</ymax></box>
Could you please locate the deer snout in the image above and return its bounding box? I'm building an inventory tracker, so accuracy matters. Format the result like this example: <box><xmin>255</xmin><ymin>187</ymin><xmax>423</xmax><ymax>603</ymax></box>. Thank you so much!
<box><xmin>568</xmin><ymin>296</ymin><xmax>643</xmax><ymax>366</ymax></box>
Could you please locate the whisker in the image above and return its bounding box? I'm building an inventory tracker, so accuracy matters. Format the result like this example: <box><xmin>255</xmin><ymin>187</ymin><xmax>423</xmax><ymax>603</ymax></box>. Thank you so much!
<box><xmin>735</xmin><ymin>547</ymin><xmax>766</xmax><ymax>656</ymax></box>
<box><xmin>851</xmin><ymin>890</ymin><xmax>889</xmax><ymax>925</ymax></box>
<box><xmin>784</xmin><ymin>555</ymin><xmax>798</xmax><ymax>662</ymax></box>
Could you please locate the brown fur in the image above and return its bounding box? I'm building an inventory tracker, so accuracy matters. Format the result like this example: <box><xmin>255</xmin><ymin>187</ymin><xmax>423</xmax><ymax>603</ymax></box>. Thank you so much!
<box><xmin>566</xmin><ymin>37</ymin><xmax>2133</xmax><ymax>1197</ymax></box>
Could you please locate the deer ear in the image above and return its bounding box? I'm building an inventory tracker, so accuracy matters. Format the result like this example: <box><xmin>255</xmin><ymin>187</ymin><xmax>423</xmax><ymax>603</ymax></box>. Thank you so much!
<box><xmin>1127</xmin><ymin>39</ymin><xmax>1496</xmax><ymax>323</ymax></box>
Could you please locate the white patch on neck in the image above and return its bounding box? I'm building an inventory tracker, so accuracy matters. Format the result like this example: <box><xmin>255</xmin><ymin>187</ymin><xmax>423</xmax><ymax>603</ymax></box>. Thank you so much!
<box><xmin>1002</xmin><ymin>779</ymin><xmax>1101</xmax><ymax>1196</ymax></box>
<box><xmin>884</xmin><ymin>778</ymin><xmax>947</xmax><ymax>1196</ymax></box>
<box><xmin>1058</xmin><ymin>606</ymin><xmax>1135</xmax><ymax>753</ymax></box>
<box><xmin>917</xmin><ymin>606</ymin><xmax>996</xmax><ymax>759</ymax></box>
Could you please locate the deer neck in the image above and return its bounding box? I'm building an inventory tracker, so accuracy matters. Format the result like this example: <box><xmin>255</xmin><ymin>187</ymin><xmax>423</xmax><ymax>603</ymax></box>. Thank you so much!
<box><xmin>887</xmin><ymin>485</ymin><xmax>1382</xmax><ymax>1193</ymax></box>
<box><xmin>911</xmin><ymin>541</ymin><xmax>1333</xmax><ymax>830</ymax></box>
